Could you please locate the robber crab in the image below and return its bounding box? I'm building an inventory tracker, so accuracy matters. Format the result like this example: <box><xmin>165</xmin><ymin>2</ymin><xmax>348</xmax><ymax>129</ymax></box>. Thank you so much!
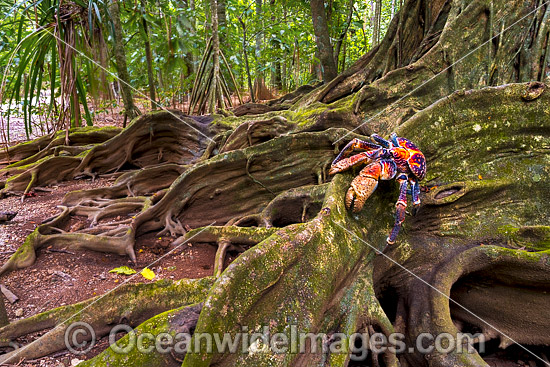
<box><xmin>329</xmin><ymin>133</ymin><xmax>426</xmax><ymax>245</ymax></box>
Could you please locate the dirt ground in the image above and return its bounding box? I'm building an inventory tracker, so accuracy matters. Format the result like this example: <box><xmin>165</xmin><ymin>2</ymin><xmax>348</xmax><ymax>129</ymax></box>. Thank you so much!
<box><xmin>0</xmin><ymin>174</ymin><xmax>238</xmax><ymax>367</ymax></box>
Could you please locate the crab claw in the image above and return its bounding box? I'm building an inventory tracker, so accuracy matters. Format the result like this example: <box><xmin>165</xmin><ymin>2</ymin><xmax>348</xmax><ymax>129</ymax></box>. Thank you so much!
<box><xmin>329</xmin><ymin>159</ymin><xmax>350</xmax><ymax>175</ymax></box>
<box><xmin>345</xmin><ymin>176</ymin><xmax>378</xmax><ymax>213</ymax></box>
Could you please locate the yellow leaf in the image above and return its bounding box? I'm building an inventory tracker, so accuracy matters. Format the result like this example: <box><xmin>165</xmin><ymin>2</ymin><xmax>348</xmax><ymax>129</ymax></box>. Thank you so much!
<box><xmin>109</xmin><ymin>266</ymin><xmax>136</xmax><ymax>275</ymax></box>
<box><xmin>141</xmin><ymin>267</ymin><xmax>155</xmax><ymax>280</ymax></box>
<box><xmin>478</xmin><ymin>174</ymin><xmax>483</xmax><ymax>180</ymax></box>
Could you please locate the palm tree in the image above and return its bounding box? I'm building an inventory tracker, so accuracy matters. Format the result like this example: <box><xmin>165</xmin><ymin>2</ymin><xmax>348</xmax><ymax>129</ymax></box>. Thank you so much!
<box><xmin>1</xmin><ymin>0</ymin><xmax>105</xmax><ymax>142</ymax></box>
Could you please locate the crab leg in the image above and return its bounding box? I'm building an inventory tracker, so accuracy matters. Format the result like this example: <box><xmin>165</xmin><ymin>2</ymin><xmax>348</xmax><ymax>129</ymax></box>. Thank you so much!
<box><xmin>329</xmin><ymin>149</ymin><xmax>383</xmax><ymax>175</ymax></box>
<box><xmin>345</xmin><ymin>160</ymin><xmax>396</xmax><ymax>212</ymax></box>
<box><xmin>410</xmin><ymin>179</ymin><xmax>420</xmax><ymax>206</ymax></box>
<box><xmin>409</xmin><ymin>179</ymin><xmax>421</xmax><ymax>216</ymax></box>
<box><xmin>332</xmin><ymin>138</ymin><xmax>381</xmax><ymax>165</ymax></box>
<box><xmin>371</xmin><ymin>134</ymin><xmax>392</xmax><ymax>148</ymax></box>
<box><xmin>389</xmin><ymin>132</ymin><xmax>400</xmax><ymax>146</ymax></box>
<box><xmin>387</xmin><ymin>174</ymin><xmax>409</xmax><ymax>245</ymax></box>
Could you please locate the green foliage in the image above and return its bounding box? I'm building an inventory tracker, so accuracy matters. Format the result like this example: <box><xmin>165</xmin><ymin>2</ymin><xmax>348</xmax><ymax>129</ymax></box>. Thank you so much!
<box><xmin>0</xmin><ymin>0</ymin><xmax>104</xmax><ymax>138</ymax></box>
<box><xmin>0</xmin><ymin>0</ymin><xmax>399</xmax><ymax>140</ymax></box>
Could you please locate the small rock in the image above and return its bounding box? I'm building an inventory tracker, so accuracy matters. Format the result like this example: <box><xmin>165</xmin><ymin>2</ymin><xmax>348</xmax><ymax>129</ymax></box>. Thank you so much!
<box><xmin>99</xmin><ymin>273</ymin><xmax>106</xmax><ymax>280</ymax></box>
<box><xmin>14</xmin><ymin>308</ymin><xmax>23</xmax><ymax>317</ymax></box>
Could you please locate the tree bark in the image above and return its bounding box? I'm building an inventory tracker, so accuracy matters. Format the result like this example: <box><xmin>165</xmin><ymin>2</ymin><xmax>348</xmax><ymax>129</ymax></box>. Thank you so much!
<box><xmin>217</xmin><ymin>0</ymin><xmax>227</xmax><ymax>45</ymax></box>
<box><xmin>209</xmin><ymin>0</ymin><xmax>222</xmax><ymax>113</ymax></box>
<box><xmin>310</xmin><ymin>0</ymin><xmax>338</xmax><ymax>83</ymax></box>
<box><xmin>372</xmin><ymin>0</ymin><xmax>382</xmax><ymax>47</ymax></box>
<box><xmin>140</xmin><ymin>0</ymin><xmax>157</xmax><ymax>110</ymax></box>
<box><xmin>238</xmin><ymin>16</ymin><xmax>255</xmax><ymax>103</ymax></box>
<box><xmin>109</xmin><ymin>0</ymin><xmax>140</xmax><ymax>125</ymax></box>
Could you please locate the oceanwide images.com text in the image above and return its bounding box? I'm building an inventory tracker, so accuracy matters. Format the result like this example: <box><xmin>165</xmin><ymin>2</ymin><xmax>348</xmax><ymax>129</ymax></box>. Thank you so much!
<box><xmin>60</xmin><ymin>322</ymin><xmax>485</xmax><ymax>360</ymax></box>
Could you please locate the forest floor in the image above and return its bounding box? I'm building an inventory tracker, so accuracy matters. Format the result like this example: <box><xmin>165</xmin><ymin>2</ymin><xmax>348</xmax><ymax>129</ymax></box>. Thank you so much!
<box><xmin>0</xmin><ymin>177</ymin><xmax>234</xmax><ymax>366</ymax></box>
<box><xmin>0</xmin><ymin>103</ymin><xmax>246</xmax><ymax>366</ymax></box>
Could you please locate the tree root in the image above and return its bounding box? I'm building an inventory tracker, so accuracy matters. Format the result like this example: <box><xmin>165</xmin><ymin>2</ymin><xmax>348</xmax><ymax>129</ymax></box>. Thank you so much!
<box><xmin>77</xmin><ymin>302</ymin><xmax>205</xmax><ymax>367</ymax></box>
<box><xmin>180</xmin><ymin>174</ymin><xmax>393</xmax><ymax>366</ymax></box>
<box><xmin>63</xmin><ymin>164</ymin><xmax>186</xmax><ymax>205</ymax></box>
<box><xmin>0</xmin><ymin>205</ymin><xmax>138</xmax><ymax>276</ymax></box>
<box><xmin>1</xmin><ymin>156</ymin><xmax>81</xmax><ymax>198</ymax></box>
<box><xmin>219</xmin><ymin>115</ymin><xmax>292</xmax><ymax>153</ymax></box>
<box><xmin>133</xmin><ymin>128</ymin><xmax>348</xmax><ymax>236</ymax></box>
<box><xmin>75</xmin><ymin>110</ymin><xmax>223</xmax><ymax>179</ymax></box>
<box><xmin>3</xmin><ymin>67</ymin><xmax>550</xmax><ymax>367</ymax></box>
<box><xmin>182</xmin><ymin>225</ymin><xmax>279</xmax><ymax>277</ymax></box>
<box><xmin>231</xmin><ymin>103</ymin><xmax>291</xmax><ymax>117</ymax></box>
<box><xmin>0</xmin><ymin>127</ymin><xmax>120</xmax><ymax>169</ymax></box>
<box><xmin>1</xmin><ymin>112</ymin><xmax>221</xmax><ymax>196</ymax></box>
<box><xmin>0</xmin><ymin>277</ymin><xmax>213</xmax><ymax>364</ymax></box>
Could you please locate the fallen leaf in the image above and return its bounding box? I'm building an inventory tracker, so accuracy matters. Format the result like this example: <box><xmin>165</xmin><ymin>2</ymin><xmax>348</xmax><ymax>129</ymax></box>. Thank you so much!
<box><xmin>141</xmin><ymin>267</ymin><xmax>155</xmax><ymax>280</ymax></box>
<box><xmin>109</xmin><ymin>266</ymin><xmax>136</xmax><ymax>275</ymax></box>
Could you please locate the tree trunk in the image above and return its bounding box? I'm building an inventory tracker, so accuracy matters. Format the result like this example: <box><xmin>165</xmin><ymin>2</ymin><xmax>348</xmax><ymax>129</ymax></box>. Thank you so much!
<box><xmin>333</xmin><ymin>0</ymin><xmax>354</xmax><ymax>71</ymax></box>
<box><xmin>209</xmin><ymin>0</ymin><xmax>222</xmax><ymax>113</ymax></box>
<box><xmin>140</xmin><ymin>0</ymin><xmax>157</xmax><ymax>110</ymax></box>
<box><xmin>2</xmin><ymin>1</ymin><xmax>550</xmax><ymax>367</ymax></box>
<box><xmin>371</xmin><ymin>0</ymin><xmax>382</xmax><ymax>48</ymax></box>
<box><xmin>109</xmin><ymin>0</ymin><xmax>140</xmax><ymax>125</ymax></box>
<box><xmin>271</xmin><ymin>0</ymin><xmax>283</xmax><ymax>91</ymax></box>
<box><xmin>253</xmin><ymin>0</ymin><xmax>273</xmax><ymax>101</ymax></box>
<box><xmin>217</xmin><ymin>0</ymin><xmax>227</xmax><ymax>44</ymax></box>
<box><xmin>310</xmin><ymin>0</ymin><xmax>338</xmax><ymax>83</ymax></box>
<box><xmin>239</xmin><ymin>16</ymin><xmax>256</xmax><ymax>103</ymax></box>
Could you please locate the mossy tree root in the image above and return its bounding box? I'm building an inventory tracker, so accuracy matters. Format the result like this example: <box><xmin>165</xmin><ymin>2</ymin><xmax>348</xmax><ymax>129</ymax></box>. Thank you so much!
<box><xmin>0</xmin><ymin>205</ymin><xmax>139</xmax><ymax>276</ymax></box>
<box><xmin>4</xmin><ymin>83</ymin><xmax>550</xmax><ymax>367</ymax></box>
<box><xmin>0</xmin><ymin>127</ymin><xmax>121</xmax><ymax>168</ymax></box>
<box><xmin>1</xmin><ymin>111</ymin><xmax>220</xmax><ymax>197</ymax></box>
<box><xmin>0</xmin><ymin>277</ymin><xmax>214</xmax><ymax>364</ymax></box>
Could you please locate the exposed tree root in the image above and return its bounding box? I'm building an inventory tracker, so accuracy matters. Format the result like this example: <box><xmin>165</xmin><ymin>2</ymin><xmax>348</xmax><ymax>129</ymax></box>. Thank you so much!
<box><xmin>0</xmin><ymin>127</ymin><xmax>121</xmax><ymax>168</ymax></box>
<box><xmin>3</xmin><ymin>83</ymin><xmax>550</xmax><ymax>366</ymax></box>
<box><xmin>1</xmin><ymin>111</ymin><xmax>221</xmax><ymax>197</ymax></box>
<box><xmin>133</xmin><ymin>128</ymin><xmax>345</xmax><ymax>236</ymax></box>
<box><xmin>3</xmin><ymin>156</ymin><xmax>82</xmax><ymax>199</ymax></box>
<box><xmin>0</xmin><ymin>277</ymin><xmax>213</xmax><ymax>364</ymax></box>
<box><xmin>219</xmin><ymin>115</ymin><xmax>293</xmax><ymax>153</ymax></box>
<box><xmin>231</xmin><ymin>103</ymin><xmax>290</xmax><ymax>117</ymax></box>
<box><xmin>75</xmin><ymin>111</ymin><xmax>220</xmax><ymax>178</ymax></box>
<box><xmin>63</xmin><ymin>164</ymin><xmax>186</xmax><ymax>204</ymax></box>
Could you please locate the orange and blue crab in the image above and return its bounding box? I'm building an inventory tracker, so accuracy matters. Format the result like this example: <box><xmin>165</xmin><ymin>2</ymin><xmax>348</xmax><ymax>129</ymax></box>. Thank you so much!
<box><xmin>329</xmin><ymin>133</ymin><xmax>426</xmax><ymax>245</ymax></box>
